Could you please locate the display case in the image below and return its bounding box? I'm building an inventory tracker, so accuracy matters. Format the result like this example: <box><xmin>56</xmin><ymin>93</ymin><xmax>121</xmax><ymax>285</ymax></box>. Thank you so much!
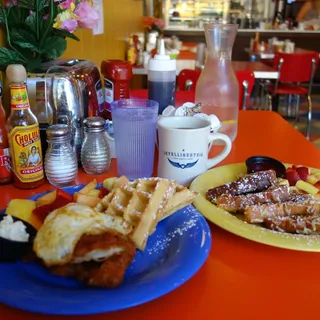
<box><xmin>164</xmin><ymin>0</ymin><xmax>249</xmax><ymax>28</ymax></box>
<box><xmin>163</xmin><ymin>0</ymin><xmax>276</xmax><ymax>29</ymax></box>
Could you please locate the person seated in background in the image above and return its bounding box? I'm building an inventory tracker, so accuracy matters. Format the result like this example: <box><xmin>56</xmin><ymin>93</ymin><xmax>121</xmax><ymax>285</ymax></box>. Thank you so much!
<box><xmin>296</xmin><ymin>0</ymin><xmax>320</xmax><ymax>21</ymax></box>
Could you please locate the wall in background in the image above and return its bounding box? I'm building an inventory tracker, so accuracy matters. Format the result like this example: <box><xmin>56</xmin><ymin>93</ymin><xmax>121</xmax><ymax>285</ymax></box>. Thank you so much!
<box><xmin>62</xmin><ymin>0</ymin><xmax>143</xmax><ymax>67</ymax></box>
<box><xmin>0</xmin><ymin>28</ymin><xmax>5</xmax><ymax>83</ymax></box>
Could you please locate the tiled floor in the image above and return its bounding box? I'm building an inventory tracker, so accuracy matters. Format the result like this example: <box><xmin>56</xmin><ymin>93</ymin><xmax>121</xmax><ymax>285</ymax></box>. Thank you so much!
<box><xmin>248</xmin><ymin>94</ymin><xmax>320</xmax><ymax>148</ymax></box>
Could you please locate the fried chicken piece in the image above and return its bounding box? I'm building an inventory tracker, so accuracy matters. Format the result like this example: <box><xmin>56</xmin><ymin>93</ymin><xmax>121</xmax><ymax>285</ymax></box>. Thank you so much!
<box><xmin>71</xmin><ymin>230</ymin><xmax>135</xmax><ymax>263</ymax></box>
<box><xmin>50</xmin><ymin>230</ymin><xmax>136</xmax><ymax>288</ymax></box>
<box><xmin>216</xmin><ymin>185</ymin><xmax>291</xmax><ymax>212</ymax></box>
<box><xmin>264</xmin><ymin>215</ymin><xmax>320</xmax><ymax>235</ymax></box>
<box><xmin>206</xmin><ymin>170</ymin><xmax>277</xmax><ymax>202</ymax></box>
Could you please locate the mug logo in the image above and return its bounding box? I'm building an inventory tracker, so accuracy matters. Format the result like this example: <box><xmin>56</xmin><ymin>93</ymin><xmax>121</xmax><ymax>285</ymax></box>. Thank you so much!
<box><xmin>164</xmin><ymin>149</ymin><xmax>203</xmax><ymax>170</ymax></box>
<box><xmin>168</xmin><ymin>158</ymin><xmax>198</xmax><ymax>169</ymax></box>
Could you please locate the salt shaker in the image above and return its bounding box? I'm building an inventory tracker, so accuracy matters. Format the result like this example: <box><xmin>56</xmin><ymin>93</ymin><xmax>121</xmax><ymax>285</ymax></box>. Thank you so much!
<box><xmin>45</xmin><ymin>124</ymin><xmax>78</xmax><ymax>187</ymax></box>
<box><xmin>81</xmin><ymin>117</ymin><xmax>111</xmax><ymax>174</ymax></box>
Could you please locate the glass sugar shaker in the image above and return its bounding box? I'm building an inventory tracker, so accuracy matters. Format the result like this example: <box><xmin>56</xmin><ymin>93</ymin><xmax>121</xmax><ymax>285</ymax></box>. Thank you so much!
<box><xmin>45</xmin><ymin>124</ymin><xmax>78</xmax><ymax>187</ymax></box>
<box><xmin>81</xmin><ymin>117</ymin><xmax>111</xmax><ymax>174</ymax></box>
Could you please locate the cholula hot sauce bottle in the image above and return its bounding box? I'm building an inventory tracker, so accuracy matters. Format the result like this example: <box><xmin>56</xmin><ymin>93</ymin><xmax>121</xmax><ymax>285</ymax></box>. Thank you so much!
<box><xmin>6</xmin><ymin>83</ymin><xmax>44</xmax><ymax>189</ymax></box>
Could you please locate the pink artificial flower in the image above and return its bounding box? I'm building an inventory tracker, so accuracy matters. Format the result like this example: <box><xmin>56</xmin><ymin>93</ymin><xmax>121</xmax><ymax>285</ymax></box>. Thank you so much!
<box><xmin>153</xmin><ymin>19</ymin><xmax>165</xmax><ymax>30</ymax></box>
<box><xmin>74</xmin><ymin>1</ymin><xmax>99</xmax><ymax>29</ymax></box>
<box><xmin>61</xmin><ymin>19</ymin><xmax>78</xmax><ymax>33</ymax></box>
<box><xmin>4</xmin><ymin>0</ymin><xmax>17</xmax><ymax>7</ymax></box>
<box><xmin>60</xmin><ymin>0</ymin><xmax>76</xmax><ymax>9</ymax></box>
<box><xmin>43</xmin><ymin>14</ymin><xmax>49</xmax><ymax>20</ymax></box>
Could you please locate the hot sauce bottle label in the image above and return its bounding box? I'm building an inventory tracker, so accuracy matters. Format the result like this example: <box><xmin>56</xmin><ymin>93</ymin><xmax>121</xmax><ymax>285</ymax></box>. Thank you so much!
<box><xmin>36</xmin><ymin>81</ymin><xmax>45</xmax><ymax>102</ymax></box>
<box><xmin>104</xmin><ymin>79</ymin><xmax>114</xmax><ymax>112</ymax></box>
<box><xmin>95</xmin><ymin>79</ymin><xmax>104</xmax><ymax>106</ymax></box>
<box><xmin>10</xmin><ymin>86</ymin><xmax>30</xmax><ymax>110</ymax></box>
<box><xmin>0</xmin><ymin>148</ymin><xmax>11</xmax><ymax>179</ymax></box>
<box><xmin>8</xmin><ymin>124</ymin><xmax>44</xmax><ymax>183</ymax></box>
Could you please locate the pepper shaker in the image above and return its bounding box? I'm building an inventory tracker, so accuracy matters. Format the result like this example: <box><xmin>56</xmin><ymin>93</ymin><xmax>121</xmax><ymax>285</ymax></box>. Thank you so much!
<box><xmin>81</xmin><ymin>117</ymin><xmax>111</xmax><ymax>174</ymax></box>
<box><xmin>45</xmin><ymin>124</ymin><xmax>78</xmax><ymax>187</ymax></box>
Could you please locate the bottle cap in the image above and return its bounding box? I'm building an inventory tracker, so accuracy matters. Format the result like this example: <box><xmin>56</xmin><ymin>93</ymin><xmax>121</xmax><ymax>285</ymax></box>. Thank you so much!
<box><xmin>148</xmin><ymin>39</ymin><xmax>176</xmax><ymax>72</ymax></box>
<box><xmin>100</xmin><ymin>60</ymin><xmax>133</xmax><ymax>81</ymax></box>
<box><xmin>83</xmin><ymin>117</ymin><xmax>105</xmax><ymax>132</ymax></box>
<box><xmin>46</xmin><ymin>124</ymin><xmax>70</xmax><ymax>140</ymax></box>
<box><xmin>6</xmin><ymin>64</ymin><xmax>27</xmax><ymax>84</ymax></box>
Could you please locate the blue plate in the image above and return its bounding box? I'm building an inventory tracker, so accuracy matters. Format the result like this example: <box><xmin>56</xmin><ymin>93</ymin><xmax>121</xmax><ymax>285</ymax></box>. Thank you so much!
<box><xmin>0</xmin><ymin>185</ymin><xmax>211</xmax><ymax>315</ymax></box>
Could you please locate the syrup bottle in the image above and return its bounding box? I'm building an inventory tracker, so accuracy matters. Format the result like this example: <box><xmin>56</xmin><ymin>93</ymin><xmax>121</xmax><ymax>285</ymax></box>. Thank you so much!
<box><xmin>147</xmin><ymin>39</ymin><xmax>176</xmax><ymax>115</ymax></box>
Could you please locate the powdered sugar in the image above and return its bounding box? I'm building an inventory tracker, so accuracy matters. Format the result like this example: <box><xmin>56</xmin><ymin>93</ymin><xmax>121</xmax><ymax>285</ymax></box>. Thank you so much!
<box><xmin>146</xmin><ymin>205</ymin><xmax>201</xmax><ymax>255</ymax></box>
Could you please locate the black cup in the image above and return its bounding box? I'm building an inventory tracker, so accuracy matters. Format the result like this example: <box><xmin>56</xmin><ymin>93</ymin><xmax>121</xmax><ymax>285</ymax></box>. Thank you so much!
<box><xmin>0</xmin><ymin>214</ymin><xmax>37</xmax><ymax>263</ymax></box>
<box><xmin>246</xmin><ymin>156</ymin><xmax>286</xmax><ymax>178</ymax></box>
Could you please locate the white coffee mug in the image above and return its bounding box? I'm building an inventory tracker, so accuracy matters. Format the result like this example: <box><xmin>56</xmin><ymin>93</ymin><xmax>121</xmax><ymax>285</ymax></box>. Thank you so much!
<box><xmin>157</xmin><ymin>116</ymin><xmax>232</xmax><ymax>186</ymax></box>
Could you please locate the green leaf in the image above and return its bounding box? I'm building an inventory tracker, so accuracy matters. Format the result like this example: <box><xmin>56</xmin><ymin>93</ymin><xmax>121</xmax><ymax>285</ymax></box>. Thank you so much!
<box><xmin>0</xmin><ymin>47</ymin><xmax>25</xmax><ymax>69</ymax></box>
<box><xmin>26</xmin><ymin>57</ymin><xmax>42</xmax><ymax>73</ymax></box>
<box><xmin>25</xmin><ymin>12</ymin><xmax>38</xmax><ymax>33</ymax></box>
<box><xmin>17</xmin><ymin>0</ymin><xmax>35</xmax><ymax>10</ymax></box>
<box><xmin>26</xmin><ymin>11</ymin><xmax>55</xmax><ymax>39</ymax></box>
<box><xmin>54</xmin><ymin>29</ymin><xmax>80</xmax><ymax>41</ymax></box>
<box><xmin>0</xmin><ymin>8</ymin><xmax>6</xmax><ymax>24</ymax></box>
<box><xmin>40</xmin><ymin>0</ymin><xmax>50</xmax><ymax>10</ymax></box>
<box><xmin>10</xmin><ymin>27</ymin><xmax>40</xmax><ymax>53</ymax></box>
<box><xmin>7</xmin><ymin>7</ymin><xmax>29</xmax><ymax>27</ymax></box>
<box><xmin>41</xmin><ymin>36</ymin><xmax>67</xmax><ymax>60</ymax></box>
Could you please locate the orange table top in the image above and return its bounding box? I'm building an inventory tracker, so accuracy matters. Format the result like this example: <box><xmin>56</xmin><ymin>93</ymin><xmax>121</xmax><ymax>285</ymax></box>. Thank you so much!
<box><xmin>1</xmin><ymin>111</ymin><xmax>320</xmax><ymax>320</ymax></box>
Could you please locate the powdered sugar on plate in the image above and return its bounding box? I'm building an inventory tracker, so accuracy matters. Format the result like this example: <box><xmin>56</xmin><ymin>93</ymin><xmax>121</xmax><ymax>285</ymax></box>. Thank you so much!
<box><xmin>146</xmin><ymin>205</ymin><xmax>203</xmax><ymax>255</ymax></box>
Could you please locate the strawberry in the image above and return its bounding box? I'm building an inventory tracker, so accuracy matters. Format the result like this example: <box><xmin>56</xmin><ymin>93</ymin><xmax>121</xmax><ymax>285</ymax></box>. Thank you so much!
<box><xmin>296</xmin><ymin>166</ymin><xmax>310</xmax><ymax>181</ymax></box>
<box><xmin>284</xmin><ymin>170</ymin><xmax>301</xmax><ymax>186</ymax></box>
<box><xmin>286</xmin><ymin>167</ymin><xmax>295</xmax><ymax>172</ymax></box>
<box><xmin>292</xmin><ymin>164</ymin><xmax>303</xmax><ymax>169</ymax></box>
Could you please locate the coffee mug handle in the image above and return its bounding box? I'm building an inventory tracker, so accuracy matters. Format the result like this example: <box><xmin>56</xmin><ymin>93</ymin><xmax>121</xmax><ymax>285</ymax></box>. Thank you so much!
<box><xmin>207</xmin><ymin>133</ymin><xmax>232</xmax><ymax>169</ymax></box>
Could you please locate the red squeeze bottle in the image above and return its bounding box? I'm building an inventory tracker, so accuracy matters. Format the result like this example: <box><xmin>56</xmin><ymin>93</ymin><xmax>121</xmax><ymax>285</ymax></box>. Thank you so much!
<box><xmin>100</xmin><ymin>60</ymin><xmax>133</xmax><ymax>120</ymax></box>
<box><xmin>0</xmin><ymin>84</ymin><xmax>12</xmax><ymax>184</ymax></box>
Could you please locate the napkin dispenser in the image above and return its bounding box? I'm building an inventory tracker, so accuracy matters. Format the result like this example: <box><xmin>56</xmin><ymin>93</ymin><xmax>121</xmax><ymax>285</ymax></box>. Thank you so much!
<box><xmin>45</xmin><ymin>60</ymin><xmax>105</xmax><ymax>163</ymax></box>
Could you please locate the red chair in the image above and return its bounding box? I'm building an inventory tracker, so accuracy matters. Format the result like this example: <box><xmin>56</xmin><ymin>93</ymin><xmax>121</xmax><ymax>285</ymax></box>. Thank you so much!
<box><xmin>266</xmin><ymin>51</ymin><xmax>319</xmax><ymax>139</ymax></box>
<box><xmin>177</xmin><ymin>69</ymin><xmax>201</xmax><ymax>91</ymax></box>
<box><xmin>177</xmin><ymin>69</ymin><xmax>255</xmax><ymax>110</ymax></box>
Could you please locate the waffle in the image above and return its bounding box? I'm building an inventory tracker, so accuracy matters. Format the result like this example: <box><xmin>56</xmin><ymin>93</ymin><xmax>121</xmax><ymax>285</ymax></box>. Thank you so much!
<box><xmin>160</xmin><ymin>184</ymin><xmax>198</xmax><ymax>221</ymax></box>
<box><xmin>96</xmin><ymin>177</ymin><xmax>197</xmax><ymax>250</ymax></box>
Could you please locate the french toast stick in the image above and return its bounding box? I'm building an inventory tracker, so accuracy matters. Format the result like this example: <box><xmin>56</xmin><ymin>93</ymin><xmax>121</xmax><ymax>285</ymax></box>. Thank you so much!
<box><xmin>264</xmin><ymin>215</ymin><xmax>320</xmax><ymax>234</ymax></box>
<box><xmin>216</xmin><ymin>185</ymin><xmax>291</xmax><ymax>212</ymax></box>
<box><xmin>206</xmin><ymin>170</ymin><xmax>277</xmax><ymax>202</ymax></box>
<box><xmin>244</xmin><ymin>198</ymin><xmax>320</xmax><ymax>224</ymax></box>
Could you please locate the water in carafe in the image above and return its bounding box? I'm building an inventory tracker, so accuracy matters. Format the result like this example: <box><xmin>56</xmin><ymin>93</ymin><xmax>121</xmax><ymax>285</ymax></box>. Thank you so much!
<box><xmin>195</xmin><ymin>23</ymin><xmax>239</xmax><ymax>142</ymax></box>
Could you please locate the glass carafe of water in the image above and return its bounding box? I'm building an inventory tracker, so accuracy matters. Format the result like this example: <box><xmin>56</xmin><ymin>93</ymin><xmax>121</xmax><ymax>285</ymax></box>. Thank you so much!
<box><xmin>195</xmin><ymin>23</ymin><xmax>239</xmax><ymax>142</ymax></box>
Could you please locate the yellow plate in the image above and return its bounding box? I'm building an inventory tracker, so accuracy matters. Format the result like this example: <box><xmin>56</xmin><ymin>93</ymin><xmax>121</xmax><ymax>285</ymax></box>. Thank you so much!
<box><xmin>190</xmin><ymin>163</ymin><xmax>320</xmax><ymax>252</ymax></box>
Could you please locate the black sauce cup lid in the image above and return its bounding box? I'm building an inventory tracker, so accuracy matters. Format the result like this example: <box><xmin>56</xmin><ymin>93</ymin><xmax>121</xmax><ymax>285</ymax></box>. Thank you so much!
<box><xmin>246</xmin><ymin>156</ymin><xmax>286</xmax><ymax>178</ymax></box>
